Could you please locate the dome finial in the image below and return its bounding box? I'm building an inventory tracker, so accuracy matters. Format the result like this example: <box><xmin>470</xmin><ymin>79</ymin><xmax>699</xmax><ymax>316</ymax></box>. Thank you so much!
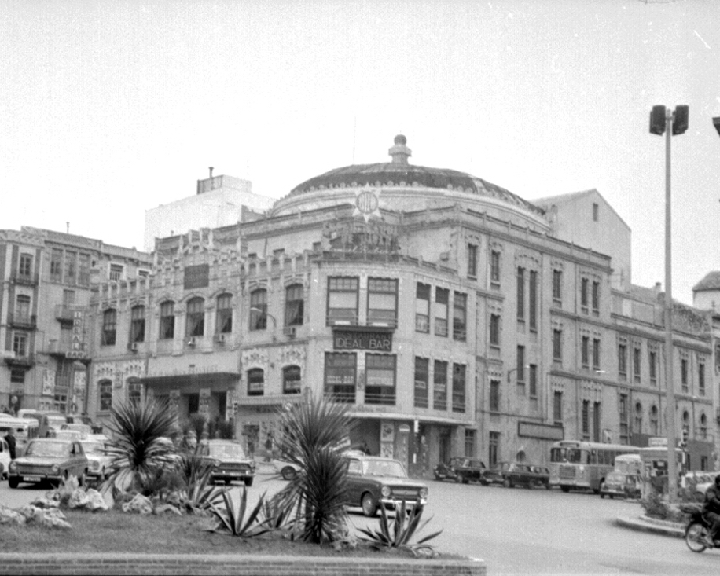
<box><xmin>388</xmin><ymin>134</ymin><xmax>411</xmax><ymax>164</ymax></box>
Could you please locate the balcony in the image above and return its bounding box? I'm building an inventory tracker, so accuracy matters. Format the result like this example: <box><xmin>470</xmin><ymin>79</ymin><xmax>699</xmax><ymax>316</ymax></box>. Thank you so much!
<box><xmin>7</xmin><ymin>313</ymin><xmax>37</xmax><ymax>330</ymax></box>
<box><xmin>46</xmin><ymin>339</ymin><xmax>88</xmax><ymax>359</ymax></box>
<box><xmin>10</xmin><ymin>272</ymin><xmax>38</xmax><ymax>286</ymax></box>
<box><xmin>3</xmin><ymin>351</ymin><xmax>34</xmax><ymax>368</ymax></box>
<box><xmin>54</xmin><ymin>305</ymin><xmax>76</xmax><ymax>324</ymax></box>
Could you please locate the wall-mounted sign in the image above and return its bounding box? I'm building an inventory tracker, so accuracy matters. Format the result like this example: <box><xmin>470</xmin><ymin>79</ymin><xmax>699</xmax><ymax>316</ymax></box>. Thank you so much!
<box><xmin>517</xmin><ymin>421</ymin><xmax>564</xmax><ymax>441</ymax></box>
<box><xmin>333</xmin><ymin>329</ymin><xmax>392</xmax><ymax>352</ymax></box>
<box><xmin>184</xmin><ymin>264</ymin><xmax>209</xmax><ymax>290</ymax></box>
<box><xmin>67</xmin><ymin>310</ymin><xmax>87</xmax><ymax>359</ymax></box>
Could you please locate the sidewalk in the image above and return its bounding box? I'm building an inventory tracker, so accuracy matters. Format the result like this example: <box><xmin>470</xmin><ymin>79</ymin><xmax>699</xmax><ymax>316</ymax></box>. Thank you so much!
<box><xmin>615</xmin><ymin>514</ymin><xmax>684</xmax><ymax>538</ymax></box>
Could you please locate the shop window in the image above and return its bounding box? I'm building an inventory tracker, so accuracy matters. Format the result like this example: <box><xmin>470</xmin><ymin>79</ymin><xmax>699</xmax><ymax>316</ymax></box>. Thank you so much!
<box><xmin>284</xmin><ymin>285</ymin><xmax>304</xmax><ymax>327</ymax></box>
<box><xmin>185</xmin><ymin>297</ymin><xmax>205</xmax><ymax>337</ymax></box>
<box><xmin>160</xmin><ymin>301</ymin><xmax>175</xmax><ymax>339</ymax></box>
<box><xmin>327</xmin><ymin>277</ymin><xmax>358</xmax><ymax>325</ymax></box>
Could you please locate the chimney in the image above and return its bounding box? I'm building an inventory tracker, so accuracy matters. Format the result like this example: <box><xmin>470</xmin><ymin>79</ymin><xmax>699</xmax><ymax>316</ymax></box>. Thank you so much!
<box><xmin>209</xmin><ymin>167</ymin><xmax>214</xmax><ymax>179</ymax></box>
<box><xmin>654</xmin><ymin>282</ymin><xmax>662</xmax><ymax>294</ymax></box>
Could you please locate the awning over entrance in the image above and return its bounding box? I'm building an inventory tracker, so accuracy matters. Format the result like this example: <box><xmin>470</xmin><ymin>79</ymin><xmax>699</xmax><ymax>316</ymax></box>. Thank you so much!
<box><xmin>139</xmin><ymin>372</ymin><xmax>240</xmax><ymax>387</ymax></box>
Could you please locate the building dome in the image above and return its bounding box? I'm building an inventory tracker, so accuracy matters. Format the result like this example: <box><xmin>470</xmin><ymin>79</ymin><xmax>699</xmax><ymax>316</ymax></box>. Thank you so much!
<box><xmin>272</xmin><ymin>135</ymin><xmax>546</xmax><ymax>230</ymax></box>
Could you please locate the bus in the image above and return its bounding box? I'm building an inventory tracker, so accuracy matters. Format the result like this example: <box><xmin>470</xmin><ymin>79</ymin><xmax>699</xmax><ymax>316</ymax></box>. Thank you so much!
<box><xmin>0</xmin><ymin>415</ymin><xmax>39</xmax><ymax>456</ymax></box>
<box><xmin>549</xmin><ymin>440</ymin><xmax>640</xmax><ymax>493</ymax></box>
<box><xmin>614</xmin><ymin>453</ymin><xmax>642</xmax><ymax>476</ymax></box>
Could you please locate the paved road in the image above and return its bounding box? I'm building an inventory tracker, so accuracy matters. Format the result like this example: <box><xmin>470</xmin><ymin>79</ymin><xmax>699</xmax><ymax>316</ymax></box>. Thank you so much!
<box><xmin>2</xmin><ymin>475</ymin><xmax>718</xmax><ymax>574</ymax></box>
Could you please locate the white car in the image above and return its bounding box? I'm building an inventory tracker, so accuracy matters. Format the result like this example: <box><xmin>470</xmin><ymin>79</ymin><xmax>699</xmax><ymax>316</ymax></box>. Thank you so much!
<box><xmin>79</xmin><ymin>439</ymin><xmax>114</xmax><ymax>482</ymax></box>
<box><xmin>0</xmin><ymin>437</ymin><xmax>10</xmax><ymax>479</ymax></box>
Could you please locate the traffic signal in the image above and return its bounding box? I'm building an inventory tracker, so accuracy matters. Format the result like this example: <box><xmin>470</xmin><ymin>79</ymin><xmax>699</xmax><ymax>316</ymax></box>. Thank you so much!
<box><xmin>672</xmin><ymin>105</ymin><xmax>689</xmax><ymax>135</ymax></box>
<box><xmin>649</xmin><ymin>105</ymin><xmax>667</xmax><ymax>135</ymax></box>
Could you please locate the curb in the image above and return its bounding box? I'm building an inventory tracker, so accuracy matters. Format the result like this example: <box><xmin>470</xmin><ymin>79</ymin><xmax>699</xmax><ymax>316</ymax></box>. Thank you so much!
<box><xmin>615</xmin><ymin>515</ymin><xmax>684</xmax><ymax>538</ymax></box>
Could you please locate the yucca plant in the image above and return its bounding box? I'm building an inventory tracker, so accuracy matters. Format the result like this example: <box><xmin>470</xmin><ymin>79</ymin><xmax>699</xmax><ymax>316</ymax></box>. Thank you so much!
<box><xmin>207</xmin><ymin>487</ymin><xmax>270</xmax><ymax>537</ymax></box>
<box><xmin>357</xmin><ymin>498</ymin><xmax>443</xmax><ymax>556</ymax></box>
<box><xmin>185</xmin><ymin>466</ymin><xmax>228</xmax><ymax>513</ymax></box>
<box><xmin>270</xmin><ymin>393</ymin><xmax>355</xmax><ymax>544</ymax></box>
<box><xmin>101</xmin><ymin>398</ymin><xmax>177</xmax><ymax>494</ymax></box>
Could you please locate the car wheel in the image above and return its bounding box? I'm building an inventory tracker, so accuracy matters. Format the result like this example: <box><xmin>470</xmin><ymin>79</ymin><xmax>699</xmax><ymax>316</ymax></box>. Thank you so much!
<box><xmin>600</xmin><ymin>492</ymin><xmax>605</xmax><ymax>499</ymax></box>
<box><xmin>8</xmin><ymin>475</ymin><xmax>19</xmax><ymax>489</ymax></box>
<box><xmin>434</xmin><ymin>475</ymin><xmax>443</xmax><ymax>482</ymax></box>
<box><xmin>504</xmin><ymin>478</ymin><xmax>511</xmax><ymax>488</ymax></box>
<box><xmin>462</xmin><ymin>477</ymin><xmax>469</xmax><ymax>484</ymax></box>
<box><xmin>244</xmin><ymin>478</ymin><xmax>253</xmax><ymax>487</ymax></box>
<box><xmin>561</xmin><ymin>487</ymin><xmax>570</xmax><ymax>493</ymax></box>
<box><xmin>281</xmin><ymin>466</ymin><xmax>297</xmax><ymax>481</ymax></box>
<box><xmin>79</xmin><ymin>471</ymin><xmax>86</xmax><ymax>487</ymax></box>
<box><xmin>361</xmin><ymin>493</ymin><xmax>377</xmax><ymax>517</ymax></box>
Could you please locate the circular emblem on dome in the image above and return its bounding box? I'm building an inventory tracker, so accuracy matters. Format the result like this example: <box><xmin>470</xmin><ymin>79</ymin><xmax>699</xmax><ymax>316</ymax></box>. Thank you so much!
<box><xmin>353</xmin><ymin>186</ymin><xmax>382</xmax><ymax>222</ymax></box>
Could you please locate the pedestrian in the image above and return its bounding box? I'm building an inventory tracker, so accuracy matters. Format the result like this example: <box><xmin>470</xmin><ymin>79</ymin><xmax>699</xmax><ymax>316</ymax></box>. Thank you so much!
<box><xmin>4</xmin><ymin>427</ymin><xmax>17</xmax><ymax>460</ymax></box>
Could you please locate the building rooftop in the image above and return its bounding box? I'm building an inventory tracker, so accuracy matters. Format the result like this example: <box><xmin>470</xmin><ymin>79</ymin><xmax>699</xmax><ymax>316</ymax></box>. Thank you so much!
<box><xmin>693</xmin><ymin>271</ymin><xmax>720</xmax><ymax>293</ymax></box>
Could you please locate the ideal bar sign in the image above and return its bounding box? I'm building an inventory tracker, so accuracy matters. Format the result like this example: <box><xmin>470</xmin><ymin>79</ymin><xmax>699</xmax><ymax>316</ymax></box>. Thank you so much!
<box><xmin>333</xmin><ymin>327</ymin><xmax>392</xmax><ymax>352</ymax></box>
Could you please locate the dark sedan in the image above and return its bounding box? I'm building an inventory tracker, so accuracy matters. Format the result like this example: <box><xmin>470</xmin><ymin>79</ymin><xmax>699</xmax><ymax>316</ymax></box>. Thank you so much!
<box><xmin>433</xmin><ymin>456</ymin><xmax>463</xmax><ymax>482</ymax></box>
<box><xmin>454</xmin><ymin>458</ymin><xmax>489</xmax><ymax>484</ymax></box>
<box><xmin>344</xmin><ymin>455</ymin><xmax>428</xmax><ymax>517</ymax></box>
<box><xmin>502</xmin><ymin>462</ymin><xmax>550</xmax><ymax>489</ymax></box>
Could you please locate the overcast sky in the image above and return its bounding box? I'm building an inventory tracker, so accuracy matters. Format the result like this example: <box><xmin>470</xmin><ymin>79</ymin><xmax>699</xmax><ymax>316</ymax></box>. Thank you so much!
<box><xmin>2</xmin><ymin>0</ymin><xmax>719</xmax><ymax>304</ymax></box>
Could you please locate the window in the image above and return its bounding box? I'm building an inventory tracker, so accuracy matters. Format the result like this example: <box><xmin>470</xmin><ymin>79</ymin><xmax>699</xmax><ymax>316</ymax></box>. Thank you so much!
<box><xmin>489</xmin><ymin>314</ymin><xmax>500</xmax><ymax>347</ymax></box>
<box><xmin>592</xmin><ymin>338</ymin><xmax>601</xmax><ymax>371</ymax></box>
<box><xmin>452</xmin><ymin>363</ymin><xmax>466</xmax><ymax>413</ymax></box>
<box><xmin>414</xmin><ymin>357</ymin><xmax>429</xmax><ymax>409</ymax></box>
<box><xmin>489</xmin><ymin>380</ymin><xmax>500</xmax><ymax>412</ymax></box>
<box><xmin>99</xmin><ymin>380</ymin><xmax>112</xmax><ymax>411</ymax></box>
<box><xmin>365</xmin><ymin>354</ymin><xmax>396</xmax><ymax>405</ymax></box>
<box><xmin>581</xmin><ymin>278</ymin><xmax>589</xmax><ymax>311</ymax></box>
<box><xmin>367</xmin><ymin>278</ymin><xmax>398</xmax><ymax>326</ymax></box>
<box><xmin>633</xmin><ymin>347</ymin><xmax>641</xmax><ymax>383</ymax></box>
<box><xmin>593</xmin><ymin>203</ymin><xmax>599</xmax><ymax>222</ymax></box>
<box><xmin>50</xmin><ymin>248</ymin><xmax>63</xmax><ymax>281</ymax></box>
<box><xmin>516</xmin><ymin>346</ymin><xmax>525</xmax><ymax>383</ymax></box>
<box><xmin>78</xmin><ymin>254</ymin><xmax>90</xmax><ymax>285</ymax></box>
<box><xmin>216</xmin><ymin>293</ymin><xmax>233</xmax><ymax>334</ymax></box>
<box><xmin>453</xmin><ymin>292</ymin><xmax>467</xmax><ymax>341</ymax></box>
<box><xmin>682</xmin><ymin>410</ymin><xmax>690</xmax><ymax>439</ymax></box>
<box><xmin>552</xmin><ymin>269</ymin><xmax>562</xmax><ymax>303</ymax></box>
<box><xmin>284</xmin><ymin>285</ymin><xmax>303</xmax><ymax>327</ymax></box>
<box><xmin>680</xmin><ymin>358</ymin><xmax>688</xmax><ymax>390</ymax></box>
<box><xmin>592</xmin><ymin>281</ymin><xmax>600</xmax><ymax>315</ymax></box>
<box><xmin>185</xmin><ymin>297</ymin><xmax>205</xmax><ymax>337</ymax></box>
<box><xmin>700</xmin><ymin>413</ymin><xmax>708</xmax><ymax>440</ymax></box>
<box><xmin>467</xmin><ymin>244</ymin><xmax>478</xmax><ymax>278</ymax></box>
<box><xmin>282</xmin><ymin>365</ymin><xmax>302</xmax><ymax>394</ymax></box>
<box><xmin>101</xmin><ymin>309</ymin><xmax>116</xmax><ymax>346</ymax></box>
<box><xmin>649</xmin><ymin>350</ymin><xmax>657</xmax><ymax>384</ymax></box>
<box><xmin>160</xmin><ymin>301</ymin><xmax>175</xmax><ymax>339</ymax></box>
<box><xmin>433</xmin><ymin>360</ymin><xmax>448</xmax><ymax>410</ymax></box>
<box><xmin>489</xmin><ymin>432</ymin><xmax>500</xmax><ymax>467</ymax></box>
<box><xmin>324</xmin><ymin>352</ymin><xmax>356</xmax><ymax>403</ymax></box>
<box><xmin>12</xmin><ymin>332</ymin><xmax>27</xmax><ymax>357</ymax></box>
<box><xmin>581</xmin><ymin>336</ymin><xmax>590</xmax><ymax>369</ymax></box>
<box><xmin>15</xmin><ymin>295</ymin><xmax>31</xmax><ymax>323</ymax></box>
<box><xmin>250</xmin><ymin>289</ymin><xmax>267</xmax><ymax>331</ymax></box>
<box><xmin>188</xmin><ymin>394</ymin><xmax>200</xmax><ymax>414</ymax></box>
<box><xmin>581</xmin><ymin>400</ymin><xmax>590</xmax><ymax>437</ymax></box>
<box><xmin>130</xmin><ymin>305</ymin><xmax>145</xmax><ymax>343</ymax></box>
<box><xmin>619</xmin><ymin>394</ymin><xmax>628</xmax><ymax>444</ymax></box>
<box><xmin>553</xmin><ymin>329</ymin><xmax>562</xmax><ymax>362</ymax></box>
<box><xmin>490</xmin><ymin>251</ymin><xmax>500</xmax><ymax>284</ymax></box>
<box><xmin>415</xmin><ymin>283</ymin><xmax>430</xmax><ymax>333</ymax></box>
<box><xmin>64</xmin><ymin>251</ymin><xmax>76</xmax><ymax>283</ymax></box>
<box><xmin>516</xmin><ymin>267</ymin><xmax>525</xmax><ymax>321</ymax></box>
<box><xmin>593</xmin><ymin>402</ymin><xmax>601</xmax><ymax>442</ymax></box>
<box><xmin>109</xmin><ymin>263</ymin><xmax>123</xmax><ymax>282</ymax></box>
<box><xmin>433</xmin><ymin>287</ymin><xmax>449</xmax><ymax>337</ymax></box>
<box><xmin>529</xmin><ymin>270</ymin><xmax>538</xmax><ymax>331</ymax></box>
<box><xmin>553</xmin><ymin>391</ymin><xmax>563</xmax><ymax>423</ymax></box>
<box><xmin>19</xmin><ymin>253</ymin><xmax>33</xmax><ymax>278</ymax></box>
<box><xmin>327</xmin><ymin>277</ymin><xmax>358</xmax><ymax>325</ymax></box>
<box><xmin>634</xmin><ymin>402</ymin><xmax>642</xmax><ymax>435</ymax></box>
<box><xmin>465</xmin><ymin>429</ymin><xmax>475</xmax><ymax>458</ymax></box>
<box><xmin>618</xmin><ymin>344</ymin><xmax>627</xmax><ymax>379</ymax></box>
<box><xmin>699</xmin><ymin>362</ymin><xmax>706</xmax><ymax>396</ymax></box>
<box><xmin>10</xmin><ymin>368</ymin><xmax>25</xmax><ymax>384</ymax></box>
<box><xmin>529</xmin><ymin>364</ymin><xmax>538</xmax><ymax>398</ymax></box>
<box><xmin>128</xmin><ymin>378</ymin><xmax>142</xmax><ymax>405</ymax></box>
<box><xmin>247</xmin><ymin>369</ymin><xmax>264</xmax><ymax>396</ymax></box>
<box><xmin>650</xmin><ymin>405</ymin><xmax>659</xmax><ymax>435</ymax></box>
<box><xmin>63</xmin><ymin>289</ymin><xmax>75</xmax><ymax>305</ymax></box>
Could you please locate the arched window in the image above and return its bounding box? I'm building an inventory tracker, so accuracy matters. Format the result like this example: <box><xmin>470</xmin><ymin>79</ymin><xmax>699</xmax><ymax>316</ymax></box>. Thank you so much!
<box><xmin>186</xmin><ymin>297</ymin><xmax>205</xmax><ymax>337</ymax></box>
<box><xmin>650</xmin><ymin>404</ymin><xmax>658</xmax><ymax>435</ymax></box>
<box><xmin>248</xmin><ymin>369</ymin><xmax>264</xmax><ymax>396</ymax></box>
<box><xmin>283</xmin><ymin>365</ymin><xmax>301</xmax><ymax>394</ymax></box>
<box><xmin>682</xmin><ymin>410</ymin><xmax>690</xmax><ymax>438</ymax></box>
<box><xmin>130</xmin><ymin>305</ymin><xmax>145</xmax><ymax>344</ymax></box>
<box><xmin>250</xmin><ymin>289</ymin><xmax>267</xmax><ymax>331</ymax></box>
<box><xmin>216</xmin><ymin>293</ymin><xmax>233</xmax><ymax>334</ymax></box>
<box><xmin>633</xmin><ymin>402</ymin><xmax>642</xmax><ymax>435</ymax></box>
<box><xmin>98</xmin><ymin>379</ymin><xmax>113</xmax><ymax>411</ymax></box>
<box><xmin>101</xmin><ymin>309</ymin><xmax>117</xmax><ymax>346</ymax></box>
<box><xmin>127</xmin><ymin>377</ymin><xmax>142</xmax><ymax>405</ymax></box>
<box><xmin>160</xmin><ymin>301</ymin><xmax>174</xmax><ymax>339</ymax></box>
<box><xmin>700</xmin><ymin>413</ymin><xmax>708</xmax><ymax>439</ymax></box>
<box><xmin>285</xmin><ymin>285</ymin><xmax>304</xmax><ymax>327</ymax></box>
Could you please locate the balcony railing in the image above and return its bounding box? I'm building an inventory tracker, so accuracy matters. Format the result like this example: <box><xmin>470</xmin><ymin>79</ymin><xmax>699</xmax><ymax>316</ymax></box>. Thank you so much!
<box><xmin>54</xmin><ymin>305</ymin><xmax>76</xmax><ymax>323</ymax></box>
<box><xmin>46</xmin><ymin>339</ymin><xmax>87</xmax><ymax>358</ymax></box>
<box><xmin>364</xmin><ymin>391</ymin><xmax>396</xmax><ymax>406</ymax></box>
<box><xmin>3</xmin><ymin>352</ymin><xmax>34</xmax><ymax>367</ymax></box>
<box><xmin>7</xmin><ymin>313</ymin><xmax>37</xmax><ymax>329</ymax></box>
<box><xmin>10</xmin><ymin>272</ymin><xmax>38</xmax><ymax>285</ymax></box>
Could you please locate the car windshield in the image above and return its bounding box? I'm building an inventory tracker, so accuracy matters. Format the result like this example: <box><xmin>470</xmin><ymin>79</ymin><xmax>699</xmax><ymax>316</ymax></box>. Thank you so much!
<box><xmin>606</xmin><ymin>472</ymin><xmax>624</xmax><ymax>482</ymax></box>
<box><xmin>208</xmin><ymin>443</ymin><xmax>245</xmax><ymax>459</ymax></box>
<box><xmin>363</xmin><ymin>459</ymin><xmax>407</xmax><ymax>478</ymax></box>
<box><xmin>26</xmin><ymin>441</ymin><xmax>70</xmax><ymax>457</ymax></box>
<box><xmin>48</xmin><ymin>417</ymin><xmax>66</xmax><ymax>426</ymax></box>
<box><xmin>81</xmin><ymin>442</ymin><xmax>105</xmax><ymax>455</ymax></box>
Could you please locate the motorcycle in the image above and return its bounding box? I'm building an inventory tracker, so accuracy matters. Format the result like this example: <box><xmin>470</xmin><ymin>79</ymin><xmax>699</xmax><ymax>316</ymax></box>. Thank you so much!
<box><xmin>685</xmin><ymin>508</ymin><xmax>720</xmax><ymax>553</ymax></box>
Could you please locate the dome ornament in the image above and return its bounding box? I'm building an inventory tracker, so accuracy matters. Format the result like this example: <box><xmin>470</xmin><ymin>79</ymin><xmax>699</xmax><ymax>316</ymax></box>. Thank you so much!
<box><xmin>353</xmin><ymin>184</ymin><xmax>382</xmax><ymax>223</ymax></box>
<box><xmin>388</xmin><ymin>134</ymin><xmax>411</xmax><ymax>165</ymax></box>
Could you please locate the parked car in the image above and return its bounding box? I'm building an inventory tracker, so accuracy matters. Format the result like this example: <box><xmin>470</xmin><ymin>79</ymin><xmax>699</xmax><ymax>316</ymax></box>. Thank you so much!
<box><xmin>8</xmin><ymin>438</ymin><xmax>89</xmax><ymax>488</ymax></box>
<box><xmin>200</xmin><ymin>439</ymin><xmax>255</xmax><ymax>486</ymax></box>
<box><xmin>453</xmin><ymin>458</ymin><xmax>489</xmax><ymax>484</ymax></box>
<box><xmin>484</xmin><ymin>462</ymin><xmax>509</xmax><ymax>486</ymax></box>
<box><xmin>62</xmin><ymin>423</ymin><xmax>93</xmax><ymax>438</ymax></box>
<box><xmin>433</xmin><ymin>456</ymin><xmax>463</xmax><ymax>482</ymax></box>
<box><xmin>344</xmin><ymin>455</ymin><xmax>428</xmax><ymax>517</ymax></box>
<box><xmin>501</xmin><ymin>462</ymin><xmax>548</xmax><ymax>489</ymax></box>
<box><xmin>530</xmin><ymin>465</ymin><xmax>551</xmax><ymax>489</ymax></box>
<box><xmin>600</xmin><ymin>471</ymin><xmax>641</xmax><ymax>499</ymax></box>
<box><xmin>0</xmin><ymin>437</ymin><xmax>10</xmax><ymax>479</ymax></box>
<box><xmin>39</xmin><ymin>413</ymin><xmax>69</xmax><ymax>438</ymax></box>
<box><xmin>79</xmin><ymin>439</ymin><xmax>114</xmax><ymax>483</ymax></box>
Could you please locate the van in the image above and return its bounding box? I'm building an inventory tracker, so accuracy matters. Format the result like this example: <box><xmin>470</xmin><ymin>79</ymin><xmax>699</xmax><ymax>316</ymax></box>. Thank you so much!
<box><xmin>0</xmin><ymin>436</ymin><xmax>10</xmax><ymax>479</ymax></box>
<box><xmin>39</xmin><ymin>413</ymin><xmax>69</xmax><ymax>438</ymax></box>
<box><xmin>0</xmin><ymin>415</ymin><xmax>40</xmax><ymax>457</ymax></box>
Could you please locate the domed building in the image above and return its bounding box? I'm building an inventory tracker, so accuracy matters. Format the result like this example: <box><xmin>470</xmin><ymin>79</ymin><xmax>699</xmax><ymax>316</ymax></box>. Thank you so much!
<box><xmin>86</xmin><ymin>135</ymin><xmax>718</xmax><ymax>477</ymax></box>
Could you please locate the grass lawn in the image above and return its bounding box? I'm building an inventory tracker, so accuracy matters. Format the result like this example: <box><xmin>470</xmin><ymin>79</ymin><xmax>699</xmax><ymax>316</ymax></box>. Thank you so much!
<box><xmin>0</xmin><ymin>509</ymin><xmax>426</xmax><ymax>558</ymax></box>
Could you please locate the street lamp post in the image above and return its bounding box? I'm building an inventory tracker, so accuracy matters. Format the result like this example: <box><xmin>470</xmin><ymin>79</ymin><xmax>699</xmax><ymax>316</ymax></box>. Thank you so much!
<box><xmin>649</xmin><ymin>104</ymin><xmax>689</xmax><ymax>501</ymax></box>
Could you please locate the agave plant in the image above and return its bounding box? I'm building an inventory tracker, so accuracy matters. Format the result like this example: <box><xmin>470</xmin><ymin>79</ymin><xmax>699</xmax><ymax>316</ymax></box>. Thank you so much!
<box><xmin>270</xmin><ymin>393</ymin><xmax>355</xmax><ymax>544</ymax></box>
<box><xmin>357</xmin><ymin>498</ymin><xmax>443</xmax><ymax>556</ymax></box>
<box><xmin>101</xmin><ymin>398</ymin><xmax>177</xmax><ymax>494</ymax></box>
<box><xmin>207</xmin><ymin>487</ymin><xmax>270</xmax><ymax>537</ymax></box>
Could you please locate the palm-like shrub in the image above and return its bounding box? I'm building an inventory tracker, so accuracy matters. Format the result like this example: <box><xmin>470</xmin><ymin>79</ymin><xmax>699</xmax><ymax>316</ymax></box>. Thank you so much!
<box><xmin>101</xmin><ymin>398</ymin><xmax>177</xmax><ymax>494</ymax></box>
<box><xmin>271</xmin><ymin>393</ymin><xmax>354</xmax><ymax>544</ymax></box>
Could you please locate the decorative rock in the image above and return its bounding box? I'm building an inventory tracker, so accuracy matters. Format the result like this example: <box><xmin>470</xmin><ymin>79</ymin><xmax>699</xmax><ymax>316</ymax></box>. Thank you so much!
<box><xmin>85</xmin><ymin>489</ymin><xmax>110</xmax><ymax>511</ymax></box>
<box><xmin>0</xmin><ymin>505</ymin><xmax>26</xmax><ymax>525</ymax></box>
<box><xmin>30</xmin><ymin>497</ymin><xmax>61</xmax><ymax>509</ymax></box>
<box><xmin>122</xmin><ymin>493</ymin><xmax>152</xmax><ymax>515</ymax></box>
<box><xmin>68</xmin><ymin>489</ymin><xmax>90</xmax><ymax>509</ymax></box>
<box><xmin>155</xmin><ymin>503</ymin><xmax>182</xmax><ymax>515</ymax></box>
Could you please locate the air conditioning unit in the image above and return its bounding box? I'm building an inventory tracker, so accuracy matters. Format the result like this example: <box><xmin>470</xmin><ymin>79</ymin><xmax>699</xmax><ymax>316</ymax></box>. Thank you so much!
<box><xmin>187</xmin><ymin>337</ymin><xmax>196</xmax><ymax>347</ymax></box>
<box><xmin>439</xmin><ymin>251</ymin><xmax>450</xmax><ymax>261</ymax></box>
<box><xmin>215</xmin><ymin>334</ymin><xmax>226</xmax><ymax>345</ymax></box>
<box><xmin>128</xmin><ymin>342</ymin><xmax>139</xmax><ymax>352</ymax></box>
<box><xmin>283</xmin><ymin>326</ymin><xmax>297</xmax><ymax>338</ymax></box>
